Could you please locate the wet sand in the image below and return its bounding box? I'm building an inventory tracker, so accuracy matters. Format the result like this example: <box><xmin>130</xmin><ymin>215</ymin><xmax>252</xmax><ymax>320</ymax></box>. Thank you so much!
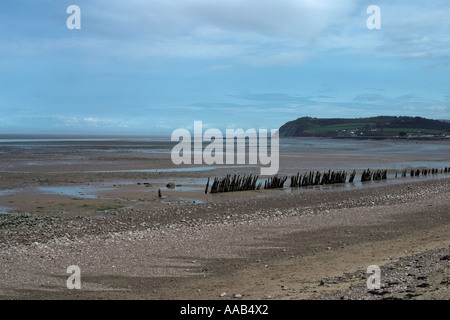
<box><xmin>0</xmin><ymin>138</ymin><xmax>449</xmax><ymax>300</ymax></box>
<box><xmin>1</xmin><ymin>137</ymin><xmax>450</xmax><ymax>217</ymax></box>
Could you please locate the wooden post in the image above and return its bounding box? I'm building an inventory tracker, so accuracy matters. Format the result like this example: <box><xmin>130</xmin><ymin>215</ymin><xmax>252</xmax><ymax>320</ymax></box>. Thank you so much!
<box><xmin>205</xmin><ymin>177</ymin><xmax>210</xmax><ymax>194</ymax></box>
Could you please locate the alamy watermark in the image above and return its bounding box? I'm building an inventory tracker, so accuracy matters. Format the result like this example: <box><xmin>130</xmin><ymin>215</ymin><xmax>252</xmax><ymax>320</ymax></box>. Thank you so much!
<box><xmin>66</xmin><ymin>4</ymin><xmax>381</xmax><ymax>31</ymax></box>
<box><xmin>171</xmin><ymin>121</ymin><xmax>279</xmax><ymax>176</ymax></box>
<box><xmin>66</xmin><ymin>265</ymin><xmax>81</xmax><ymax>289</ymax></box>
<box><xmin>66</xmin><ymin>5</ymin><xmax>81</xmax><ymax>30</ymax></box>
<box><xmin>366</xmin><ymin>5</ymin><xmax>381</xmax><ymax>30</ymax></box>
<box><xmin>366</xmin><ymin>265</ymin><xmax>381</xmax><ymax>290</ymax></box>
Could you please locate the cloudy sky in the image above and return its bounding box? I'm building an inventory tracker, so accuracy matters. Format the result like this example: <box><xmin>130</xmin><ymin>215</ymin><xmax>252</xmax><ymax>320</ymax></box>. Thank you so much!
<box><xmin>0</xmin><ymin>0</ymin><xmax>449</xmax><ymax>134</ymax></box>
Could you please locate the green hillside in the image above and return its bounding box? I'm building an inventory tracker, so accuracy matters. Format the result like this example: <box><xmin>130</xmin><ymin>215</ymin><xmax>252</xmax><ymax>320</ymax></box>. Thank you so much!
<box><xmin>279</xmin><ymin>116</ymin><xmax>450</xmax><ymax>138</ymax></box>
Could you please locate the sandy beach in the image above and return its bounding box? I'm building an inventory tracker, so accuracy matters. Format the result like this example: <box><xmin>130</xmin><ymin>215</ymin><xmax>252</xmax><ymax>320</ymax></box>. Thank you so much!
<box><xmin>3</xmin><ymin>0</ymin><xmax>450</xmax><ymax>306</ymax></box>
<box><xmin>0</xmin><ymin>137</ymin><xmax>449</xmax><ymax>300</ymax></box>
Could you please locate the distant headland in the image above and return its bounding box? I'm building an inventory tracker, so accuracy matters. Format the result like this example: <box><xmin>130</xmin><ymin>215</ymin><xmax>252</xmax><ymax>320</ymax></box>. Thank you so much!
<box><xmin>279</xmin><ymin>116</ymin><xmax>450</xmax><ymax>139</ymax></box>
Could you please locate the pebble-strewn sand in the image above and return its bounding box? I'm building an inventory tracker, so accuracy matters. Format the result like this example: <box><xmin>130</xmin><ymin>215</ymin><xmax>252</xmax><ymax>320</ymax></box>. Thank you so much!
<box><xmin>1</xmin><ymin>177</ymin><xmax>449</xmax><ymax>300</ymax></box>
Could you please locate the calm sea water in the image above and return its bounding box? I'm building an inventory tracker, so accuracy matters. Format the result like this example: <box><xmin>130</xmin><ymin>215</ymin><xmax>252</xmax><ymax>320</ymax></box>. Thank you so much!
<box><xmin>0</xmin><ymin>135</ymin><xmax>449</xmax><ymax>173</ymax></box>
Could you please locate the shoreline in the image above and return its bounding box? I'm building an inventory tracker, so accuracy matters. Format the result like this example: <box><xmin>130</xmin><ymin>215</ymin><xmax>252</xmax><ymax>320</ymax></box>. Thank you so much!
<box><xmin>0</xmin><ymin>177</ymin><xmax>449</xmax><ymax>299</ymax></box>
<box><xmin>1</xmin><ymin>138</ymin><xmax>449</xmax><ymax>300</ymax></box>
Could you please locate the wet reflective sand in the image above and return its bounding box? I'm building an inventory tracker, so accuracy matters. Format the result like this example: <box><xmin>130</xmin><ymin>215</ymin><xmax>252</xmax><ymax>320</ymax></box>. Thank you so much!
<box><xmin>0</xmin><ymin>136</ymin><xmax>449</xmax><ymax>215</ymax></box>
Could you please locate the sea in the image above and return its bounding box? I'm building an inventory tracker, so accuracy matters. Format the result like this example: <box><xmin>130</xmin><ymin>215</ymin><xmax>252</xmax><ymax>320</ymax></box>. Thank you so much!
<box><xmin>0</xmin><ymin>134</ymin><xmax>449</xmax><ymax>173</ymax></box>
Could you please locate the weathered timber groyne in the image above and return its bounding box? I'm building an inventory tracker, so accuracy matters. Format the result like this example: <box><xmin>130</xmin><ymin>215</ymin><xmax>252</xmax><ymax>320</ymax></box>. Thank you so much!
<box><xmin>264</xmin><ymin>175</ymin><xmax>288</xmax><ymax>189</ymax></box>
<box><xmin>209</xmin><ymin>174</ymin><xmax>261</xmax><ymax>194</ymax></box>
<box><xmin>204</xmin><ymin>166</ymin><xmax>450</xmax><ymax>194</ymax></box>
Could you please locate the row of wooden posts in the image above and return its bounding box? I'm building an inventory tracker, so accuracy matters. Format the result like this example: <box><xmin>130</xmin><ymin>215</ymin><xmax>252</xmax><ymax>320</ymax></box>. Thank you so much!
<box><xmin>203</xmin><ymin>166</ymin><xmax>450</xmax><ymax>194</ymax></box>
<box><xmin>206</xmin><ymin>174</ymin><xmax>261</xmax><ymax>194</ymax></box>
<box><xmin>361</xmin><ymin>169</ymin><xmax>387</xmax><ymax>182</ymax></box>
<box><xmin>290</xmin><ymin>170</ymin><xmax>351</xmax><ymax>187</ymax></box>
<box><xmin>399</xmin><ymin>167</ymin><xmax>447</xmax><ymax>178</ymax></box>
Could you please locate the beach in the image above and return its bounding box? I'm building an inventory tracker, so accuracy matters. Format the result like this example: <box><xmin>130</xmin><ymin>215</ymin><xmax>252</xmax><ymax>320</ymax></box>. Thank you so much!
<box><xmin>0</xmin><ymin>137</ymin><xmax>449</xmax><ymax>299</ymax></box>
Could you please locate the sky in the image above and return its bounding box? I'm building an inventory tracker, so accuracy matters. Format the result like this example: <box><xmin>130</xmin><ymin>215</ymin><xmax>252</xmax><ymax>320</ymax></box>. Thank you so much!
<box><xmin>0</xmin><ymin>0</ymin><xmax>449</xmax><ymax>135</ymax></box>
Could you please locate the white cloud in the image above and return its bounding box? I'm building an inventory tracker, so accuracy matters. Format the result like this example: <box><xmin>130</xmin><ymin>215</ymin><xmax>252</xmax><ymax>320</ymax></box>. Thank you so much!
<box><xmin>3</xmin><ymin>0</ymin><xmax>449</xmax><ymax>67</ymax></box>
<box><xmin>87</xmin><ymin>0</ymin><xmax>357</xmax><ymax>38</ymax></box>
<box><xmin>70</xmin><ymin>0</ymin><xmax>360</xmax><ymax>65</ymax></box>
